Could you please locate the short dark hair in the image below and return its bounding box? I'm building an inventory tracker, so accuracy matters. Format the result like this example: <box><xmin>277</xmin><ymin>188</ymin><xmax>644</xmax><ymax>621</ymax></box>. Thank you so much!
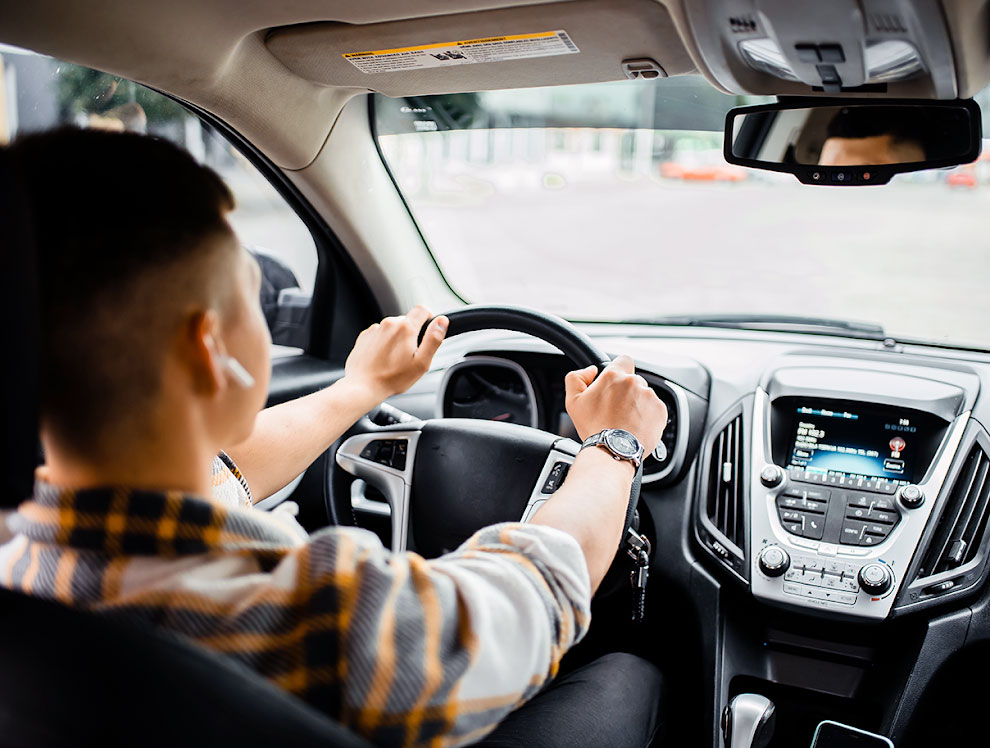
<box><xmin>7</xmin><ymin>127</ymin><xmax>235</xmax><ymax>456</ymax></box>
<box><xmin>825</xmin><ymin>106</ymin><xmax>930</xmax><ymax>158</ymax></box>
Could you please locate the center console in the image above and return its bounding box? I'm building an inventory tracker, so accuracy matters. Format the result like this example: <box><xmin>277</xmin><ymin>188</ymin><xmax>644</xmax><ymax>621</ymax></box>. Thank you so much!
<box><xmin>749</xmin><ymin>366</ymin><xmax>968</xmax><ymax>620</ymax></box>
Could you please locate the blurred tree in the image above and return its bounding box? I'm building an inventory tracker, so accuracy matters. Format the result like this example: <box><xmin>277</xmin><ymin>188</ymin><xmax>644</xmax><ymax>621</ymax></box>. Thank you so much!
<box><xmin>424</xmin><ymin>93</ymin><xmax>483</xmax><ymax>129</ymax></box>
<box><xmin>55</xmin><ymin>64</ymin><xmax>185</xmax><ymax>125</ymax></box>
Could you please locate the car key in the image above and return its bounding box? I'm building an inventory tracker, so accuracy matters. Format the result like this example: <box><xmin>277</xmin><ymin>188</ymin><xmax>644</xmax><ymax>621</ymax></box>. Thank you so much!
<box><xmin>630</xmin><ymin>549</ymin><xmax>650</xmax><ymax>624</ymax></box>
<box><xmin>624</xmin><ymin>529</ymin><xmax>651</xmax><ymax>623</ymax></box>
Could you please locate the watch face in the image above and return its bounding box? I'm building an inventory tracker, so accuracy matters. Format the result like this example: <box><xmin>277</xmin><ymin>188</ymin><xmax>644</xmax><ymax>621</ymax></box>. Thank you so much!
<box><xmin>605</xmin><ymin>429</ymin><xmax>640</xmax><ymax>457</ymax></box>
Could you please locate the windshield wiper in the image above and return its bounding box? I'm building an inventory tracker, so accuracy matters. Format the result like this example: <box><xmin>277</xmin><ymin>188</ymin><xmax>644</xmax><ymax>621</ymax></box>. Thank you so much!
<box><xmin>630</xmin><ymin>314</ymin><xmax>886</xmax><ymax>339</ymax></box>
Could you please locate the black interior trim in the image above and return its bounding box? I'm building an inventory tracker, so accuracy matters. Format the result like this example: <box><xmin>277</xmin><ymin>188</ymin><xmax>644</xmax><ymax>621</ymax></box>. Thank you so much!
<box><xmin>1</xmin><ymin>149</ymin><xmax>41</xmax><ymax>509</ymax></box>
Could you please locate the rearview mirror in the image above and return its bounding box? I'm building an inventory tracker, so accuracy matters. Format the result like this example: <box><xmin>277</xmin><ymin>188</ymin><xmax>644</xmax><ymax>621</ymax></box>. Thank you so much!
<box><xmin>724</xmin><ymin>98</ymin><xmax>981</xmax><ymax>185</ymax></box>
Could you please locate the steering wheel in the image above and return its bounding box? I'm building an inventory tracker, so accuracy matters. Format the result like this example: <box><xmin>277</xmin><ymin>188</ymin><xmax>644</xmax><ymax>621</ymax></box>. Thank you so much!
<box><xmin>330</xmin><ymin>305</ymin><xmax>642</xmax><ymax>559</ymax></box>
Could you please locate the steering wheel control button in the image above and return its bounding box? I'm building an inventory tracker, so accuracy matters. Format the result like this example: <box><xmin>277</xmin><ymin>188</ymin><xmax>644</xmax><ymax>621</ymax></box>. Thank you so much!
<box><xmin>898</xmin><ymin>484</ymin><xmax>926</xmax><ymax>509</ymax></box>
<box><xmin>391</xmin><ymin>441</ymin><xmax>408</xmax><ymax>470</ymax></box>
<box><xmin>758</xmin><ymin>546</ymin><xmax>790</xmax><ymax>577</ymax></box>
<box><xmin>541</xmin><ymin>461</ymin><xmax>571</xmax><ymax>494</ymax></box>
<box><xmin>358</xmin><ymin>439</ymin><xmax>409</xmax><ymax>470</ymax></box>
<box><xmin>858</xmin><ymin>564</ymin><xmax>893</xmax><ymax>596</ymax></box>
<box><xmin>760</xmin><ymin>464</ymin><xmax>785</xmax><ymax>488</ymax></box>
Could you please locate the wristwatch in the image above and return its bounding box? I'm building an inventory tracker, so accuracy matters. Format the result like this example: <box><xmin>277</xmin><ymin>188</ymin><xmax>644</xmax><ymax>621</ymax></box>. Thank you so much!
<box><xmin>580</xmin><ymin>429</ymin><xmax>644</xmax><ymax>469</ymax></box>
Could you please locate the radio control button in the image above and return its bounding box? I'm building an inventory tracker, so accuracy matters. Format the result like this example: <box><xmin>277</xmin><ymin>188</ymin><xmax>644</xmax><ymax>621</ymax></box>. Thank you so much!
<box><xmin>860</xmin><ymin>533</ymin><xmax>885</xmax><ymax>547</ymax></box>
<box><xmin>760</xmin><ymin>464</ymin><xmax>785</xmax><ymax>488</ymax></box>
<box><xmin>848</xmin><ymin>495</ymin><xmax>897</xmax><ymax>512</ymax></box>
<box><xmin>870</xmin><ymin>510</ymin><xmax>898</xmax><ymax>524</ymax></box>
<box><xmin>862</xmin><ymin>522</ymin><xmax>889</xmax><ymax>536</ymax></box>
<box><xmin>782</xmin><ymin>520</ymin><xmax>804</xmax><ymax>535</ymax></box>
<box><xmin>803</xmin><ymin>515</ymin><xmax>825</xmax><ymax>539</ymax></box>
<box><xmin>840</xmin><ymin>521</ymin><xmax>865</xmax><ymax>545</ymax></box>
<box><xmin>899</xmin><ymin>485</ymin><xmax>925</xmax><ymax>509</ymax></box>
<box><xmin>784</xmin><ymin>487</ymin><xmax>831</xmax><ymax>501</ymax></box>
<box><xmin>845</xmin><ymin>505</ymin><xmax>898</xmax><ymax>524</ymax></box>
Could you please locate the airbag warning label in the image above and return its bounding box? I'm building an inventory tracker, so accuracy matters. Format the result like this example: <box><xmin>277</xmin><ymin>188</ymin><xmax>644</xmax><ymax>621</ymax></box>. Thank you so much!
<box><xmin>342</xmin><ymin>30</ymin><xmax>579</xmax><ymax>74</ymax></box>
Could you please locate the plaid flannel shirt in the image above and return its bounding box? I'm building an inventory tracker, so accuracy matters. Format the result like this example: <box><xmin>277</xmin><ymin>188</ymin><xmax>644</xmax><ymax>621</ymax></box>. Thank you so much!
<box><xmin>0</xmin><ymin>461</ymin><xmax>591</xmax><ymax>748</ymax></box>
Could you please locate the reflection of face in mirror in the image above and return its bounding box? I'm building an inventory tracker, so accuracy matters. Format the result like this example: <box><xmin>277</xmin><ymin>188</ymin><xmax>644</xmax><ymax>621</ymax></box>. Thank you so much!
<box><xmin>818</xmin><ymin>108</ymin><xmax>927</xmax><ymax>166</ymax></box>
<box><xmin>729</xmin><ymin>103</ymin><xmax>974</xmax><ymax>172</ymax></box>
<box><xmin>819</xmin><ymin>133</ymin><xmax>925</xmax><ymax>166</ymax></box>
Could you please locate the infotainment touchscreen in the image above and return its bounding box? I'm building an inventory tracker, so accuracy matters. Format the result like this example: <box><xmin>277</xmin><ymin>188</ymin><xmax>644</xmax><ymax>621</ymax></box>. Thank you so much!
<box><xmin>787</xmin><ymin>404</ymin><xmax>923</xmax><ymax>482</ymax></box>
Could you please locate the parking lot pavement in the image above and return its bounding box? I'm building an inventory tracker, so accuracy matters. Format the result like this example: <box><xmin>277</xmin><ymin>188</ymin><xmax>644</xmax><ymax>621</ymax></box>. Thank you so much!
<box><xmin>409</xmin><ymin>178</ymin><xmax>990</xmax><ymax>349</ymax></box>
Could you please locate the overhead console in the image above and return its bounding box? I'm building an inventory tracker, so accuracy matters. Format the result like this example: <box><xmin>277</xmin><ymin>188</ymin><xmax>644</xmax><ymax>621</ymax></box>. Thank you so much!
<box><xmin>672</xmin><ymin>0</ymin><xmax>983</xmax><ymax>97</ymax></box>
<box><xmin>697</xmin><ymin>360</ymin><xmax>990</xmax><ymax>621</ymax></box>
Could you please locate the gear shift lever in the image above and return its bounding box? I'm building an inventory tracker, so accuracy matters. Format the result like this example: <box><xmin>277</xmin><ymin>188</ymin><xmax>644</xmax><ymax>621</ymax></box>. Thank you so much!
<box><xmin>721</xmin><ymin>694</ymin><xmax>776</xmax><ymax>748</ymax></box>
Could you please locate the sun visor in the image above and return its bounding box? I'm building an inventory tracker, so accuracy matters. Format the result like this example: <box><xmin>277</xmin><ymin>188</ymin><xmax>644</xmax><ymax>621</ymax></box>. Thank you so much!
<box><xmin>265</xmin><ymin>0</ymin><xmax>697</xmax><ymax>96</ymax></box>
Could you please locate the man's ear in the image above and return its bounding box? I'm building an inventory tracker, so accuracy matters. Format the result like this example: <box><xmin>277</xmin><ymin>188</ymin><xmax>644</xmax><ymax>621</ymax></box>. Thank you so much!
<box><xmin>183</xmin><ymin>309</ymin><xmax>226</xmax><ymax>396</ymax></box>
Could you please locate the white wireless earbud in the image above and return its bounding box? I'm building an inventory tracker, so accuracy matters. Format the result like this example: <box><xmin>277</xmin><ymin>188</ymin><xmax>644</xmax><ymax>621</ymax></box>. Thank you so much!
<box><xmin>205</xmin><ymin>332</ymin><xmax>255</xmax><ymax>388</ymax></box>
<box><xmin>219</xmin><ymin>355</ymin><xmax>256</xmax><ymax>388</ymax></box>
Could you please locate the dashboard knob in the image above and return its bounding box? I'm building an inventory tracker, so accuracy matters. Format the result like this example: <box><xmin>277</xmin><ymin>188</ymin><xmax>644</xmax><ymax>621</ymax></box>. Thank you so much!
<box><xmin>760</xmin><ymin>464</ymin><xmax>785</xmax><ymax>488</ymax></box>
<box><xmin>898</xmin><ymin>484</ymin><xmax>925</xmax><ymax>509</ymax></box>
<box><xmin>758</xmin><ymin>546</ymin><xmax>790</xmax><ymax>577</ymax></box>
<box><xmin>858</xmin><ymin>563</ymin><xmax>893</xmax><ymax>595</ymax></box>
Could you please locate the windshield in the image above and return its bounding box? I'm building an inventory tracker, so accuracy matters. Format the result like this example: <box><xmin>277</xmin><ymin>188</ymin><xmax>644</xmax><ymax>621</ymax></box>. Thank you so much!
<box><xmin>374</xmin><ymin>77</ymin><xmax>990</xmax><ymax>350</ymax></box>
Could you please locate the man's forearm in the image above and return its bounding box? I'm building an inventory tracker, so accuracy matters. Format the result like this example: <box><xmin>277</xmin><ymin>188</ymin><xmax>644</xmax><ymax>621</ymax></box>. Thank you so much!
<box><xmin>528</xmin><ymin>447</ymin><xmax>635</xmax><ymax>592</ymax></box>
<box><xmin>225</xmin><ymin>376</ymin><xmax>382</xmax><ymax>501</ymax></box>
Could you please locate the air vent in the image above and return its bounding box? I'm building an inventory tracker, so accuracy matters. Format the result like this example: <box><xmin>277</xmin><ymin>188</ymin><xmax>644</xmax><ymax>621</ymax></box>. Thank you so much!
<box><xmin>869</xmin><ymin>13</ymin><xmax>907</xmax><ymax>34</ymax></box>
<box><xmin>707</xmin><ymin>414</ymin><xmax>746</xmax><ymax>549</ymax></box>
<box><xmin>729</xmin><ymin>15</ymin><xmax>757</xmax><ymax>34</ymax></box>
<box><xmin>917</xmin><ymin>445</ymin><xmax>990</xmax><ymax>578</ymax></box>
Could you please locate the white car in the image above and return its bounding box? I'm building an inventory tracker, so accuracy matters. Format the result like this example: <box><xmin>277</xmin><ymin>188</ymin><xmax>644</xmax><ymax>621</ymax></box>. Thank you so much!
<box><xmin>1</xmin><ymin>2</ymin><xmax>988</xmax><ymax>747</ymax></box>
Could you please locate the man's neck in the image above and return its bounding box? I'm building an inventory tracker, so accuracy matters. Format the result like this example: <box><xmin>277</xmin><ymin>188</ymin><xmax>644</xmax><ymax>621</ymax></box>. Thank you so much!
<box><xmin>40</xmin><ymin>411</ymin><xmax>217</xmax><ymax>497</ymax></box>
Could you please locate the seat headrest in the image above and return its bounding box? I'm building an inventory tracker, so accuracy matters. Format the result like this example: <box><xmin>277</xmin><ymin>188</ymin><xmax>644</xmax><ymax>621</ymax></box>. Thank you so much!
<box><xmin>0</xmin><ymin>148</ymin><xmax>41</xmax><ymax>509</ymax></box>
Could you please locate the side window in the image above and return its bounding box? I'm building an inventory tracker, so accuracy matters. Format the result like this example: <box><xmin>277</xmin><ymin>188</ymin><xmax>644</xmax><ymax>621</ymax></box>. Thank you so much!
<box><xmin>0</xmin><ymin>47</ymin><xmax>317</xmax><ymax>351</ymax></box>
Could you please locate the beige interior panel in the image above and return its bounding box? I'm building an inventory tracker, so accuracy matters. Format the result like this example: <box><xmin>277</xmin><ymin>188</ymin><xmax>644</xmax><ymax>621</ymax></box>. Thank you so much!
<box><xmin>0</xmin><ymin>0</ymin><xmax>587</xmax><ymax>168</ymax></box>
<box><xmin>289</xmin><ymin>96</ymin><xmax>463</xmax><ymax>316</ymax></box>
<box><xmin>266</xmin><ymin>0</ymin><xmax>696</xmax><ymax>96</ymax></box>
<box><xmin>942</xmin><ymin>0</ymin><xmax>990</xmax><ymax>98</ymax></box>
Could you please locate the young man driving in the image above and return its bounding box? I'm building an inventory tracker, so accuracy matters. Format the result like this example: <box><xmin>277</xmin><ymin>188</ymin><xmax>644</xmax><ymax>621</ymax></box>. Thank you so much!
<box><xmin>0</xmin><ymin>128</ymin><xmax>668</xmax><ymax>748</ymax></box>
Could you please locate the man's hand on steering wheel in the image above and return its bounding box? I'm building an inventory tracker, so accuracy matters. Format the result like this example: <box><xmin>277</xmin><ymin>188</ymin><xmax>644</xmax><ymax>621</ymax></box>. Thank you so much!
<box><xmin>334</xmin><ymin>304</ymin><xmax>667</xmax><ymax>593</ymax></box>
<box><xmin>344</xmin><ymin>305</ymin><xmax>449</xmax><ymax>405</ymax></box>
<box><xmin>564</xmin><ymin>355</ymin><xmax>667</xmax><ymax>456</ymax></box>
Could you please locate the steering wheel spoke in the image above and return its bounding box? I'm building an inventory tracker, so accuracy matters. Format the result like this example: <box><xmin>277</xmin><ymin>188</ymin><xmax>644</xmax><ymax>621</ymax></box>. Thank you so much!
<box><xmin>520</xmin><ymin>444</ymin><xmax>580</xmax><ymax>522</ymax></box>
<box><xmin>336</xmin><ymin>429</ymin><xmax>422</xmax><ymax>552</ymax></box>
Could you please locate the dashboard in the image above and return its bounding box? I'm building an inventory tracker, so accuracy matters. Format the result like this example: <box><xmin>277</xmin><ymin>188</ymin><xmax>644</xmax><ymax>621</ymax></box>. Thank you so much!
<box><xmin>387</xmin><ymin>327</ymin><xmax>990</xmax><ymax>622</ymax></box>
<box><xmin>378</xmin><ymin>323</ymin><xmax>990</xmax><ymax>746</ymax></box>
